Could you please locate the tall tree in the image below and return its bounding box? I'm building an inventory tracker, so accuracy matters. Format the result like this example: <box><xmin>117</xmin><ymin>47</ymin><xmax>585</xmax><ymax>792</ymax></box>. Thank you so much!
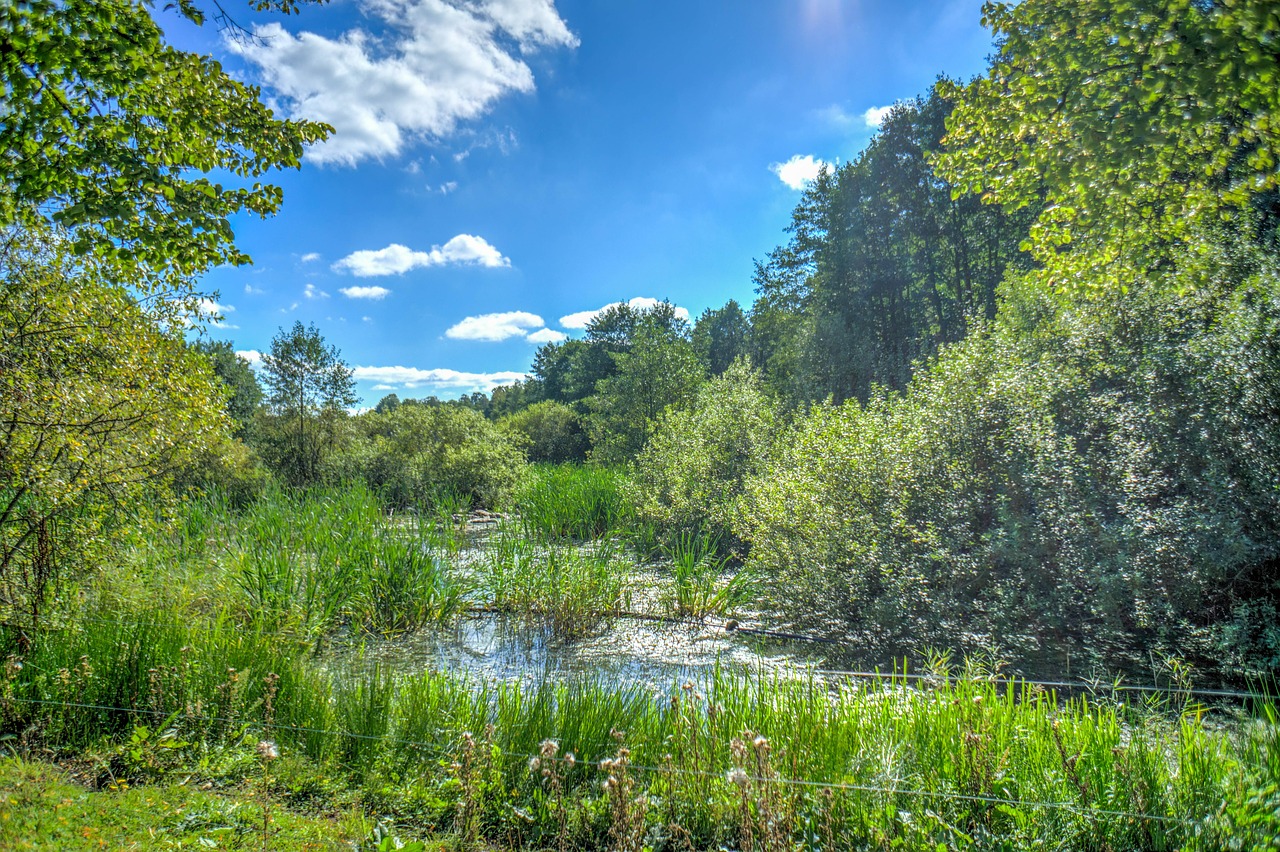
<box><xmin>260</xmin><ymin>322</ymin><xmax>357</xmax><ymax>487</ymax></box>
<box><xmin>192</xmin><ymin>339</ymin><xmax>262</xmax><ymax>440</ymax></box>
<box><xmin>692</xmin><ymin>300</ymin><xmax>751</xmax><ymax>376</ymax></box>
<box><xmin>753</xmin><ymin>89</ymin><xmax>1033</xmax><ymax>404</ymax></box>
<box><xmin>586</xmin><ymin>311</ymin><xmax>702</xmax><ymax>464</ymax></box>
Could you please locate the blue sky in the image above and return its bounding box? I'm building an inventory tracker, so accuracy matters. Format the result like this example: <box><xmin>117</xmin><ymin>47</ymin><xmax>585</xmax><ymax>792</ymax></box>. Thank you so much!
<box><xmin>178</xmin><ymin>0</ymin><xmax>996</xmax><ymax>405</ymax></box>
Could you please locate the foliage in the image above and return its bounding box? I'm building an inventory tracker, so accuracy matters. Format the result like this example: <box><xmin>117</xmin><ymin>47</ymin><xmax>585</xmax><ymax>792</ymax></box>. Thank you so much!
<box><xmin>477</xmin><ymin>531</ymin><xmax>630</xmax><ymax>639</ymax></box>
<box><xmin>358</xmin><ymin>403</ymin><xmax>527</xmax><ymax>509</ymax></box>
<box><xmin>0</xmin><ymin>0</ymin><xmax>329</xmax><ymax>282</ymax></box>
<box><xmin>586</xmin><ymin>311</ymin><xmax>702</xmax><ymax>464</ymax></box>
<box><xmin>753</xmin><ymin>89</ymin><xmax>1033</xmax><ymax>405</ymax></box>
<box><xmin>3</xmin><ymin>608</ymin><xmax>1272</xmax><ymax>851</ymax></box>
<box><xmin>191</xmin><ymin>339</ymin><xmax>262</xmax><ymax>440</ymax></box>
<box><xmin>741</xmin><ymin>234</ymin><xmax>1280</xmax><ymax>671</ymax></box>
<box><xmin>259</xmin><ymin>322</ymin><xmax>357</xmax><ymax>488</ymax></box>
<box><xmin>661</xmin><ymin>530</ymin><xmax>753</xmax><ymax>620</ymax></box>
<box><xmin>692</xmin><ymin>299</ymin><xmax>751</xmax><ymax>376</ymax></box>
<box><xmin>628</xmin><ymin>359</ymin><xmax>775</xmax><ymax>551</ymax></box>
<box><xmin>499</xmin><ymin>400</ymin><xmax>588</xmax><ymax>463</ymax></box>
<box><xmin>0</xmin><ymin>228</ymin><xmax>227</xmax><ymax>625</ymax></box>
<box><xmin>937</xmin><ymin>0</ymin><xmax>1280</xmax><ymax>290</ymax></box>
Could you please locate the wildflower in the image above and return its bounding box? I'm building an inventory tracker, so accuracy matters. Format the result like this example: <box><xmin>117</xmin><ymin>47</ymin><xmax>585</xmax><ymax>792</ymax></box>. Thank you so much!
<box><xmin>564</xmin><ymin>752</ymin><xmax>576</xmax><ymax>768</ymax></box>
<box><xmin>528</xmin><ymin>757</ymin><xmax>541</xmax><ymax>773</ymax></box>
<box><xmin>257</xmin><ymin>740</ymin><xmax>279</xmax><ymax>761</ymax></box>
<box><xmin>726</xmin><ymin>767</ymin><xmax>749</xmax><ymax>787</ymax></box>
<box><xmin>539</xmin><ymin>738</ymin><xmax>559</xmax><ymax>758</ymax></box>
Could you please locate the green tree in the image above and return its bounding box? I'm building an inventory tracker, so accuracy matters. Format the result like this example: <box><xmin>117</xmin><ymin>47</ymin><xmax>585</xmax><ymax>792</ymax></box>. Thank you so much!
<box><xmin>936</xmin><ymin>0</ymin><xmax>1280</xmax><ymax>290</ymax></box>
<box><xmin>0</xmin><ymin>227</ymin><xmax>227</xmax><ymax>624</ymax></box>
<box><xmin>359</xmin><ymin>404</ymin><xmax>527</xmax><ymax>508</ymax></box>
<box><xmin>0</xmin><ymin>0</ymin><xmax>329</xmax><ymax>286</ymax></box>
<box><xmin>191</xmin><ymin>339</ymin><xmax>262</xmax><ymax>439</ymax></box>
<box><xmin>586</xmin><ymin>313</ymin><xmax>702</xmax><ymax>464</ymax></box>
<box><xmin>259</xmin><ymin>322</ymin><xmax>357</xmax><ymax>487</ymax></box>
<box><xmin>628</xmin><ymin>359</ymin><xmax>775</xmax><ymax>548</ymax></box>
<box><xmin>753</xmin><ymin>89</ymin><xmax>1033</xmax><ymax>404</ymax></box>
<box><xmin>692</xmin><ymin>300</ymin><xmax>751</xmax><ymax>376</ymax></box>
<box><xmin>498</xmin><ymin>400</ymin><xmax>588</xmax><ymax>463</ymax></box>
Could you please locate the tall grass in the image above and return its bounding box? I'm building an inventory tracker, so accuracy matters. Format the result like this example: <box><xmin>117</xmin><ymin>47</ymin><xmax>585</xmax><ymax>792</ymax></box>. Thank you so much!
<box><xmin>477</xmin><ymin>528</ymin><xmax>630</xmax><ymax>638</ymax></box>
<box><xmin>517</xmin><ymin>464</ymin><xmax>628</xmax><ymax>541</ymax></box>
<box><xmin>3</xmin><ymin>612</ymin><xmax>1274</xmax><ymax>850</ymax></box>
<box><xmin>663</xmin><ymin>531</ymin><xmax>754</xmax><ymax>620</ymax></box>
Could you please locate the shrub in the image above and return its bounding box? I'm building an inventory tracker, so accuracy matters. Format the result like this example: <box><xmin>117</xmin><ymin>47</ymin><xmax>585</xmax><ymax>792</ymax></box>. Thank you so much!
<box><xmin>628</xmin><ymin>359</ymin><xmax>775</xmax><ymax>552</ymax></box>
<box><xmin>740</xmin><ymin>239</ymin><xmax>1280</xmax><ymax>673</ymax></box>
<box><xmin>359</xmin><ymin>404</ymin><xmax>527</xmax><ymax>509</ymax></box>
<box><xmin>499</xmin><ymin>401</ymin><xmax>588</xmax><ymax>463</ymax></box>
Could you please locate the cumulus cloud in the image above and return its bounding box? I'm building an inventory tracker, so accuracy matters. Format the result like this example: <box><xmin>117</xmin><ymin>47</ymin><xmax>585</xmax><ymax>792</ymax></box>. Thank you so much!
<box><xmin>236</xmin><ymin>349</ymin><xmax>263</xmax><ymax>367</ymax></box>
<box><xmin>862</xmin><ymin>104</ymin><xmax>895</xmax><ymax>128</ymax></box>
<box><xmin>353</xmin><ymin>365</ymin><xmax>527</xmax><ymax>391</ymax></box>
<box><xmin>304</xmin><ymin>283</ymin><xmax>329</xmax><ymax>299</ymax></box>
<box><xmin>445</xmin><ymin>311</ymin><xmax>545</xmax><ymax>341</ymax></box>
<box><xmin>227</xmin><ymin>0</ymin><xmax>578</xmax><ymax>166</ymax></box>
<box><xmin>340</xmin><ymin>285</ymin><xmax>392</xmax><ymax>300</ymax></box>
<box><xmin>770</xmin><ymin>154</ymin><xmax>828</xmax><ymax>190</ymax></box>
<box><xmin>300</xmin><ymin>252</ymin><xmax>321</xmax><ymax>263</ymax></box>
<box><xmin>526</xmin><ymin>327</ymin><xmax>566</xmax><ymax>343</ymax></box>
<box><xmin>244</xmin><ymin>283</ymin><xmax>265</xmax><ymax>295</ymax></box>
<box><xmin>559</xmin><ymin>296</ymin><xmax>690</xmax><ymax>330</ymax></box>
<box><xmin>332</xmin><ymin>235</ymin><xmax>510</xmax><ymax>277</ymax></box>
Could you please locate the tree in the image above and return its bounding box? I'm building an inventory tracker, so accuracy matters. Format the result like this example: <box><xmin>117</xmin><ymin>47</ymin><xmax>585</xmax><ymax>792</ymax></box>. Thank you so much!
<box><xmin>752</xmin><ymin>89</ymin><xmax>1033</xmax><ymax>404</ymax></box>
<box><xmin>192</xmin><ymin>339</ymin><xmax>262</xmax><ymax>439</ymax></box>
<box><xmin>0</xmin><ymin>0</ymin><xmax>329</xmax><ymax>287</ymax></box>
<box><xmin>586</xmin><ymin>314</ymin><xmax>702</xmax><ymax>464</ymax></box>
<box><xmin>259</xmin><ymin>322</ymin><xmax>357</xmax><ymax>487</ymax></box>
<box><xmin>628</xmin><ymin>359</ymin><xmax>775</xmax><ymax>549</ymax></box>
<box><xmin>936</xmin><ymin>0</ymin><xmax>1280</xmax><ymax>290</ymax></box>
<box><xmin>498</xmin><ymin>400</ymin><xmax>588</xmax><ymax>463</ymax></box>
<box><xmin>692</xmin><ymin>300</ymin><xmax>751</xmax><ymax>376</ymax></box>
<box><xmin>0</xmin><ymin>227</ymin><xmax>227</xmax><ymax>624</ymax></box>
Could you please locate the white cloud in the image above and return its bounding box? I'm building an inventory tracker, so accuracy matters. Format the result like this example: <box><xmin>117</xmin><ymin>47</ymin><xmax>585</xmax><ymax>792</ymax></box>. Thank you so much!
<box><xmin>340</xmin><ymin>285</ymin><xmax>392</xmax><ymax>300</ymax></box>
<box><xmin>526</xmin><ymin>327</ymin><xmax>567</xmax><ymax>343</ymax></box>
<box><xmin>445</xmin><ymin>311</ymin><xmax>545</xmax><ymax>341</ymax></box>
<box><xmin>236</xmin><ymin>349</ymin><xmax>263</xmax><ymax>367</ymax></box>
<box><xmin>770</xmin><ymin>154</ymin><xmax>828</xmax><ymax>190</ymax></box>
<box><xmin>304</xmin><ymin>283</ymin><xmax>330</xmax><ymax>299</ymax></box>
<box><xmin>300</xmin><ymin>252</ymin><xmax>322</xmax><ymax>263</ymax></box>
<box><xmin>227</xmin><ymin>0</ymin><xmax>578</xmax><ymax>166</ymax></box>
<box><xmin>559</xmin><ymin>296</ymin><xmax>690</xmax><ymax>330</ymax></box>
<box><xmin>244</xmin><ymin>283</ymin><xmax>266</xmax><ymax>295</ymax></box>
<box><xmin>862</xmin><ymin>104</ymin><xmax>894</xmax><ymax>129</ymax></box>
<box><xmin>354</xmin><ymin>365</ymin><xmax>527</xmax><ymax>391</ymax></box>
<box><xmin>437</xmin><ymin>181</ymin><xmax>458</xmax><ymax>194</ymax></box>
<box><xmin>362</xmin><ymin>316</ymin><xmax>373</xmax><ymax>322</ymax></box>
<box><xmin>332</xmin><ymin>235</ymin><xmax>510</xmax><ymax>276</ymax></box>
<box><xmin>195</xmin><ymin>298</ymin><xmax>239</xmax><ymax>328</ymax></box>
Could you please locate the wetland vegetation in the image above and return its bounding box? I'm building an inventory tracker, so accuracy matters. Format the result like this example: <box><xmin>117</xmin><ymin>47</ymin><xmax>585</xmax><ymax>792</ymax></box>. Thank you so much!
<box><xmin>6</xmin><ymin>0</ymin><xmax>1280</xmax><ymax>848</ymax></box>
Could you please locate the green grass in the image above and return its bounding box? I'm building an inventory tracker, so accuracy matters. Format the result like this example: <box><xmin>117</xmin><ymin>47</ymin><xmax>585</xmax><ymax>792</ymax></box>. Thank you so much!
<box><xmin>476</xmin><ymin>529</ymin><xmax>631</xmax><ymax>638</ymax></box>
<box><xmin>516</xmin><ymin>464</ymin><xmax>628</xmax><ymax>541</ymax></box>
<box><xmin>4</xmin><ymin>608</ymin><xmax>1278</xmax><ymax>850</ymax></box>
<box><xmin>0</xmin><ymin>758</ymin><xmax>376</xmax><ymax>850</ymax></box>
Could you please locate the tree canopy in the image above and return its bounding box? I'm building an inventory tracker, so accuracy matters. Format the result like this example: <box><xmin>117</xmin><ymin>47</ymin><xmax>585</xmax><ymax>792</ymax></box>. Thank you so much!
<box><xmin>0</xmin><ymin>0</ymin><xmax>330</xmax><ymax>285</ymax></box>
<box><xmin>936</xmin><ymin>0</ymin><xmax>1280</xmax><ymax>289</ymax></box>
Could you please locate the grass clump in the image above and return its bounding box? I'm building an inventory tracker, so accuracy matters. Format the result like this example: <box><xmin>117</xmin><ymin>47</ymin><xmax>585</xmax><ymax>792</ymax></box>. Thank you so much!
<box><xmin>517</xmin><ymin>464</ymin><xmax>628</xmax><ymax>541</ymax></box>
<box><xmin>477</xmin><ymin>530</ymin><xmax>630</xmax><ymax>638</ymax></box>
